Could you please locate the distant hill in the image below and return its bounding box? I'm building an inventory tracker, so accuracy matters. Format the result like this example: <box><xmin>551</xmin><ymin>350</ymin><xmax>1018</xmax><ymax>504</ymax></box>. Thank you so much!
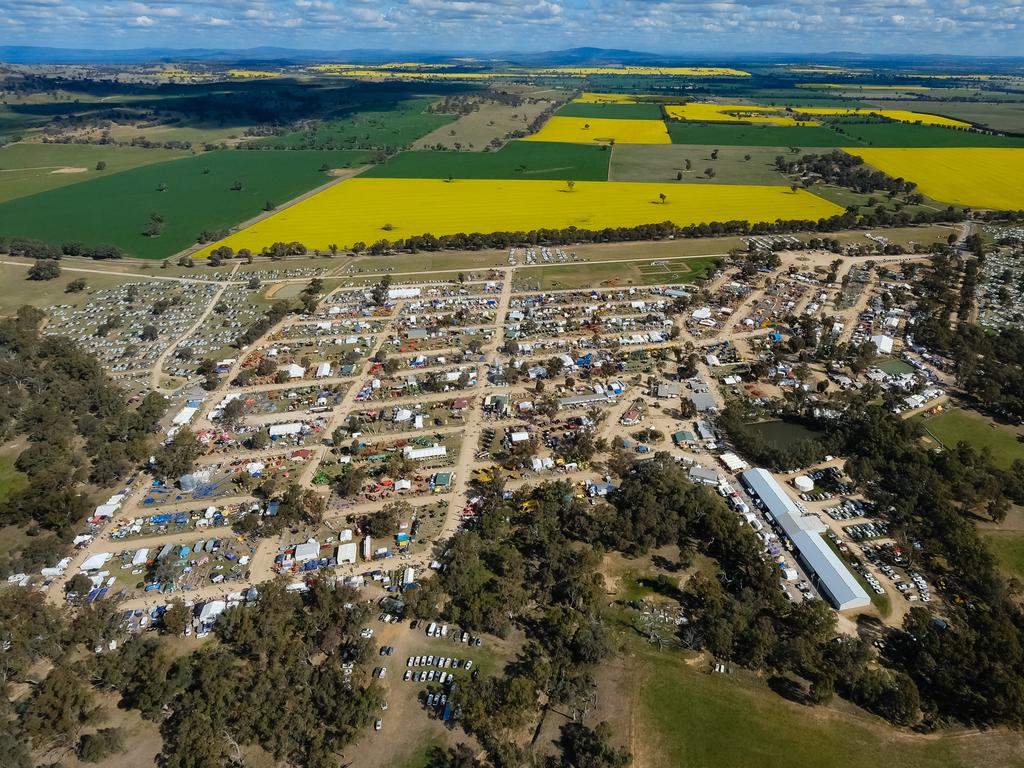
<box><xmin>1</xmin><ymin>45</ymin><xmax>1022</xmax><ymax>71</ymax></box>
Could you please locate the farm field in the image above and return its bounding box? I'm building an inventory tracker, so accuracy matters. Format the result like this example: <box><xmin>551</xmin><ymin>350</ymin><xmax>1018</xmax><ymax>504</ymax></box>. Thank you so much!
<box><xmin>0</xmin><ymin>149</ymin><xmax>370</xmax><ymax>259</ymax></box>
<box><xmin>556</xmin><ymin>102</ymin><xmax>666</xmax><ymax>120</ymax></box>
<box><xmin>576</xmin><ymin>92</ymin><xmax>642</xmax><ymax>103</ymax></box>
<box><xmin>666</xmin><ymin>122</ymin><xmax>844</xmax><ymax>146</ymax></box>
<box><xmin>257</xmin><ymin>97</ymin><xmax>455</xmax><ymax>150</ymax></box>
<box><xmin>96</xmin><ymin>122</ymin><xmax>253</xmax><ymax>146</ymax></box>
<box><xmin>917</xmin><ymin>406</ymin><xmax>1024</xmax><ymax>470</ymax></box>
<box><xmin>201</xmin><ymin>177</ymin><xmax>844</xmax><ymax>254</ymax></box>
<box><xmin>630</xmin><ymin>646</ymin><xmax>1024</xmax><ymax>768</ymax></box>
<box><xmin>848</xmin><ymin>148</ymin><xmax>1024</xmax><ymax>209</ymax></box>
<box><xmin>363</xmin><ymin>141</ymin><xmax>611</xmax><ymax>181</ymax></box>
<box><xmin>609</xmin><ymin>144</ymin><xmax>790</xmax><ymax>185</ymax></box>
<box><xmin>412</xmin><ymin>95</ymin><xmax>562</xmax><ymax>150</ymax></box>
<box><xmin>525</xmin><ymin>116</ymin><xmax>671</xmax><ymax>144</ymax></box>
<box><xmin>830</xmin><ymin>122</ymin><xmax>1024</xmax><ymax>147</ymax></box>
<box><xmin>665</xmin><ymin>103</ymin><xmax>811</xmax><ymax>125</ymax></box>
<box><xmin>0</xmin><ymin>143</ymin><xmax>190</xmax><ymax>203</ymax></box>
<box><xmin>538</xmin><ymin>66</ymin><xmax>750</xmax><ymax>77</ymax></box>
<box><xmin>795</xmin><ymin>107</ymin><xmax>971</xmax><ymax>127</ymax></box>
<box><xmin>864</xmin><ymin>100</ymin><xmax>1024</xmax><ymax>134</ymax></box>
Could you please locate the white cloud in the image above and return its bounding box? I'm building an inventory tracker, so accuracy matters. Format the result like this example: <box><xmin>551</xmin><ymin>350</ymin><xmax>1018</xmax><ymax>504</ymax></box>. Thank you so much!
<box><xmin>0</xmin><ymin>0</ymin><xmax>1019</xmax><ymax>53</ymax></box>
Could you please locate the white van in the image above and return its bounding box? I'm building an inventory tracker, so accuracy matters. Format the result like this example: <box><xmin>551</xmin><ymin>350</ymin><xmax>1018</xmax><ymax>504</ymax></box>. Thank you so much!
<box><xmin>427</xmin><ymin>622</ymin><xmax>437</xmax><ymax>637</ymax></box>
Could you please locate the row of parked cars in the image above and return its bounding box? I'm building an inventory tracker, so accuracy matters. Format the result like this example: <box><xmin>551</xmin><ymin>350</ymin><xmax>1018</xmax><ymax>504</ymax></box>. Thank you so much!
<box><xmin>406</xmin><ymin>654</ymin><xmax>473</xmax><ymax>671</ymax></box>
<box><xmin>824</xmin><ymin>498</ymin><xmax>872</xmax><ymax>521</ymax></box>
<box><xmin>842</xmin><ymin>521</ymin><xmax>889</xmax><ymax>541</ymax></box>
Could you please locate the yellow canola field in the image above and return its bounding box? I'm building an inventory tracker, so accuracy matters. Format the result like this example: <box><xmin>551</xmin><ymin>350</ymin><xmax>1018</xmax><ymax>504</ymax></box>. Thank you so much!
<box><xmin>525</xmin><ymin>116</ymin><xmax>671</xmax><ymax>144</ymax></box>
<box><xmin>227</xmin><ymin>69</ymin><xmax>280</xmax><ymax>79</ymax></box>
<box><xmin>664</xmin><ymin>104</ymin><xmax>813</xmax><ymax>126</ymax></box>
<box><xmin>201</xmin><ymin>178</ymin><xmax>844</xmax><ymax>255</ymax></box>
<box><xmin>795</xmin><ymin>107</ymin><xmax>970</xmax><ymax>128</ymax></box>
<box><xmin>847</xmin><ymin>148</ymin><xmax>1024</xmax><ymax>210</ymax></box>
<box><xmin>577</xmin><ymin>92</ymin><xmax>640</xmax><ymax>104</ymax></box>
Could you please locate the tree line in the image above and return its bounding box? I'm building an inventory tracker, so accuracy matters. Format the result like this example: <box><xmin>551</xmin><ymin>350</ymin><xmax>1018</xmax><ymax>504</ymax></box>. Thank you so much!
<box><xmin>0</xmin><ymin>307</ymin><xmax>167</xmax><ymax>576</ymax></box>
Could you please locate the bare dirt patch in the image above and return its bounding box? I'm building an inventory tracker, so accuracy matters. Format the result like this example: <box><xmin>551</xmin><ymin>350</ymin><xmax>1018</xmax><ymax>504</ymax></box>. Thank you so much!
<box><xmin>414</xmin><ymin>94</ymin><xmax>562</xmax><ymax>151</ymax></box>
<box><xmin>50</xmin><ymin>166</ymin><xmax>88</xmax><ymax>174</ymax></box>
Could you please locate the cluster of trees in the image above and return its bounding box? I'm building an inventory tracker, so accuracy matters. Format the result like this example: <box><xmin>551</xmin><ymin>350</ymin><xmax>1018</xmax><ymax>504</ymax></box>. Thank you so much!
<box><xmin>0</xmin><ymin>238</ymin><xmax>124</xmax><ymax>260</ymax></box>
<box><xmin>233</xmin><ymin>299</ymin><xmax>294</xmax><ymax>349</ymax></box>
<box><xmin>0</xmin><ymin>587</ymin><xmax>134</xmax><ymax>764</ymax></box>
<box><xmin>602</xmin><ymin>454</ymin><xmax>928</xmax><ymax>723</ymax></box>
<box><xmin>406</xmin><ymin>478</ymin><xmax>626</xmax><ymax>766</ymax></box>
<box><xmin>775</xmin><ymin>150</ymin><xmax>917</xmax><ymax>196</ymax></box>
<box><xmin>826</xmin><ymin>403</ymin><xmax>1024</xmax><ymax>725</ymax></box>
<box><xmin>910</xmin><ymin>249</ymin><xmax>1024</xmax><ymax>421</ymax></box>
<box><xmin>0</xmin><ymin>307</ymin><xmax>167</xmax><ymax>574</ymax></box>
<box><xmin>918</xmin><ymin>319</ymin><xmax>1024</xmax><ymax>424</ymax></box>
<box><xmin>91</xmin><ymin>579</ymin><xmax>384</xmax><ymax>768</ymax></box>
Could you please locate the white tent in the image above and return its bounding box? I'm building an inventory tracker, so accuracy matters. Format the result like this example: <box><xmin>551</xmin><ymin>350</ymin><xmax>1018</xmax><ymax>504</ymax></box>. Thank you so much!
<box><xmin>81</xmin><ymin>552</ymin><xmax>113</xmax><ymax>571</ymax></box>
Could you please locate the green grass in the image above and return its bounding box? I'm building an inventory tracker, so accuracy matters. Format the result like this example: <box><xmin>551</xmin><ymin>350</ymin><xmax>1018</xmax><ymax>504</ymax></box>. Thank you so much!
<box><xmin>610</xmin><ymin>144</ymin><xmax>790</xmax><ymax>185</ymax></box>
<box><xmin>666</xmin><ymin>122</ymin><xmax>845</xmax><ymax>147</ymax></box>
<box><xmin>556</xmin><ymin>102</ymin><xmax>666</xmax><ymax>120</ymax></box>
<box><xmin>983</xmin><ymin>533</ymin><xmax>1024</xmax><ymax>579</ymax></box>
<box><xmin>514</xmin><ymin>255</ymin><xmax>719</xmax><ymax>291</ymax></box>
<box><xmin>0</xmin><ymin>150</ymin><xmax>370</xmax><ymax>259</ymax></box>
<box><xmin>258</xmin><ymin>98</ymin><xmax>455</xmax><ymax>150</ymax></box>
<box><xmin>634</xmin><ymin>645</ymin><xmax>1022</xmax><ymax>768</ymax></box>
<box><xmin>876</xmin><ymin>358</ymin><xmax>916</xmax><ymax>375</ymax></box>
<box><xmin>918</xmin><ymin>407</ymin><xmax>1024</xmax><ymax>471</ymax></box>
<box><xmin>0</xmin><ymin>143</ymin><xmax>190</xmax><ymax>203</ymax></box>
<box><xmin>0</xmin><ymin>448</ymin><xmax>26</xmax><ymax>504</ymax></box>
<box><xmin>362</xmin><ymin>140</ymin><xmax>611</xmax><ymax>181</ymax></box>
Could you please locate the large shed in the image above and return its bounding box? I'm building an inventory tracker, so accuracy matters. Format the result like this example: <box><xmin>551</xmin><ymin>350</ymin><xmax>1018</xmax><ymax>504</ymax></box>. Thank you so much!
<box><xmin>740</xmin><ymin>468</ymin><xmax>869</xmax><ymax>611</ymax></box>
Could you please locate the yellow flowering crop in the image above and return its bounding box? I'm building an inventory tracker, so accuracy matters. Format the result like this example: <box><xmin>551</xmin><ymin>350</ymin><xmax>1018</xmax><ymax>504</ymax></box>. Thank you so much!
<box><xmin>524</xmin><ymin>117</ymin><xmax>671</xmax><ymax>144</ymax></box>
<box><xmin>200</xmin><ymin>178</ymin><xmax>843</xmax><ymax>255</ymax></box>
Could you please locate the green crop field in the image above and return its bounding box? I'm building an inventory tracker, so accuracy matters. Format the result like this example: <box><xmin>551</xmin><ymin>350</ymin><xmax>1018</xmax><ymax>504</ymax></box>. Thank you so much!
<box><xmin>632</xmin><ymin>646</ymin><xmax>1024</xmax><ymax>768</ymax></box>
<box><xmin>0</xmin><ymin>143</ymin><xmax>191</xmax><ymax>203</ymax></box>
<box><xmin>363</xmin><ymin>140</ymin><xmax>610</xmax><ymax>181</ymax></box>
<box><xmin>829</xmin><ymin>122</ymin><xmax>1024</xmax><ymax>147</ymax></box>
<box><xmin>610</xmin><ymin>144</ymin><xmax>790</xmax><ymax>185</ymax></box>
<box><xmin>918</xmin><ymin>407</ymin><xmax>1024</xmax><ymax>471</ymax></box>
<box><xmin>556</xmin><ymin>102</ymin><xmax>666</xmax><ymax>120</ymax></box>
<box><xmin>863</xmin><ymin>100</ymin><xmax>1024</xmax><ymax>134</ymax></box>
<box><xmin>666</xmin><ymin>122</ymin><xmax>845</xmax><ymax>146</ymax></box>
<box><xmin>0</xmin><ymin>149</ymin><xmax>370</xmax><ymax>259</ymax></box>
<box><xmin>258</xmin><ymin>98</ymin><xmax>455</xmax><ymax>150</ymax></box>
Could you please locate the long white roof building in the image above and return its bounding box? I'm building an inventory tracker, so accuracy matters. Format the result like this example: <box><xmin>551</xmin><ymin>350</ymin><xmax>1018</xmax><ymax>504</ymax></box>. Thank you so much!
<box><xmin>740</xmin><ymin>468</ymin><xmax>870</xmax><ymax>611</ymax></box>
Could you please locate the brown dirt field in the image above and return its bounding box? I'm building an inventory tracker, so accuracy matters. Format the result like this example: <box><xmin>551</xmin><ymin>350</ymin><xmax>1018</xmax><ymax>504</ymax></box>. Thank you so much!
<box><xmin>36</xmin><ymin>691</ymin><xmax>163</xmax><ymax>768</ymax></box>
<box><xmin>413</xmin><ymin>96</ymin><xmax>559</xmax><ymax>151</ymax></box>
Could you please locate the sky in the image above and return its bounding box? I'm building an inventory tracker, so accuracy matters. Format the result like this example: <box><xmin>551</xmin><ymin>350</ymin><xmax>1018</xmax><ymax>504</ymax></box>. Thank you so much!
<box><xmin>1</xmin><ymin>0</ymin><xmax>1023</xmax><ymax>56</ymax></box>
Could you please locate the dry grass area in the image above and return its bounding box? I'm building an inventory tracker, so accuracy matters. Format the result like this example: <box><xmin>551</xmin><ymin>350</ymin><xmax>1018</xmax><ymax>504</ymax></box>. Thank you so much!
<box><xmin>413</xmin><ymin>94</ymin><xmax>562</xmax><ymax>151</ymax></box>
<box><xmin>34</xmin><ymin>691</ymin><xmax>163</xmax><ymax>768</ymax></box>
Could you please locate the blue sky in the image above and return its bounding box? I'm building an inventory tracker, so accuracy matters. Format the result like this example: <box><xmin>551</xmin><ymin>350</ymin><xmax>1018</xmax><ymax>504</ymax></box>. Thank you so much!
<box><xmin>2</xmin><ymin>0</ymin><xmax>1022</xmax><ymax>55</ymax></box>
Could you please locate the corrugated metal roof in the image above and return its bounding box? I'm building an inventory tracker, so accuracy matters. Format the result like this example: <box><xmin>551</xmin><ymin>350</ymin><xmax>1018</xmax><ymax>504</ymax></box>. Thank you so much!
<box><xmin>740</xmin><ymin>468</ymin><xmax>869</xmax><ymax>611</ymax></box>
